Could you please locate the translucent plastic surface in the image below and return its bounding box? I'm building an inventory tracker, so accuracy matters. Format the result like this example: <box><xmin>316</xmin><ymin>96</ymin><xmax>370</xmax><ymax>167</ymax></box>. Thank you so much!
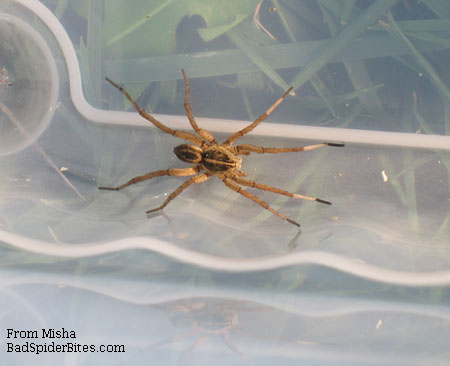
<box><xmin>0</xmin><ymin>12</ymin><xmax>58</xmax><ymax>155</ymax></box>
<box><xmin>1</xmin><ymin>1</ymin><xmax>449</xmax><ymax>365</ymax></box>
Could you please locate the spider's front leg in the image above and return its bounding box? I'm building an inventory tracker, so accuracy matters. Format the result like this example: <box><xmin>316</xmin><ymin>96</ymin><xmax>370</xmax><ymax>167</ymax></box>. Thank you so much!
<box><xmin>222</xmin><ymin>87</ymin><xmax>293</xmax><ymax>146</ymax></box>
<box><xmin>181</xmin><ymin>69</ymin><xmax>217</xmax><ymax>144</ymax></box>
<box><xmin>99</xmin><ymin>166</ymin><xmax>200</xmax><ymax>191</ymax></box>
<box><xmin>146</xmin><ymin>173</ymin><xmax>210</xmax><ymax>214</ymax></box>
<box><xmin>105</xmin><ymin>77</ymin><xmax>206</xmax><ymax>147</ymax></box>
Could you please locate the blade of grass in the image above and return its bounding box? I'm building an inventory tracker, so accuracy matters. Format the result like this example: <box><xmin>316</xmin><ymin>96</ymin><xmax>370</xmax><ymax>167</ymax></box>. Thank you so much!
<box><xmin>319</xmin><ymin>1</ymin><xmax>388</xmax><ymax>120</ymax></box>
<box><xmin>335</xmin><ymin>103</ymin><xmax>362</xmax><ymax>128</ymax></box>
<box><xmin>390</xmin><ymin>155</ymin><xmax>432</xmax><ymax>181</ymax></box>
<box><xmin>316</xmin><ymin>0</ymin><xmax>345</xmax><ymax>20</ymax></box>
<box><xmin>335</xmin><ymin>84</ymin><xmax>385</xmax><ymax>103</ymax></box>
<box><xmin>413</xmin><ymin>92</ymin><xmax>450</xmax><ymax>214</ymax></box>
<box><xmin>55</xmin><ymin>0</ymin><xmax>70</xmax><ymax>19</ymax></box>
<box><xmin>281</xmin><ymin>0</ymin><xmax>328</xmax><ymax>36</ymax></box>
<box><xmin>383</xmin><ymin>11</ymin><xmax>450</xmax><ymax>136</ymax></box>
<box><xmin>79</xmin><ymin>38</ymin><xmax>96</xmax><ymax>106</ymax></box>
<box><xmin>236</xmin><ymin>72</ymin><xmax>263</xmax><ymax>121</ymax></box>
<box><xmin>226</xmin><ymin>27</ymin><xmax>291</xmax><ymax>92</ymax></box>
<box><xmin>370</xmin><ymin>18</ymin><xmax>450</xmax><ymax>32</ymax></box>
<box><xmin>403</xmin><ymin>150</ymin><xmax>419</xmax><ymax>231</ymax></box>
<box><xmin>433</xmin><ymin>213</ymin><xmax>449</xmax><ymax>242</ymax></box>
<box><xmin>381</xmin><ymin>12</ymin><xmax>450</xmax><ymax>105</ymax></box>
<box><xmin>343</xmin><ymin>60</ymin><xmax>388</xmax><ymax>118</ymax></box>
<box><xmin>271</xmin><ymin>0</ymin><xmax>296</xmax><ymax>40</ymax></box>
<box><xmin>240</xmin><ymin>87</ymin><xmax>256</xmax><ymax>121</ymax></box>
<box><xmin>198</xmin><ymin>12</ymin><xmax>251</xmax><ymax>42</ymax></box>
<box><xmin>316</xmin><ymin>0</ymin><xmax>340</xmax><ymax>40</ymax></box>
<box><xmin>310</xmin><ymin>76</ymin><xmax>337</xmax><ymax>117</ymax></box>
<box><xmin>405</xmin><ymin>31</ymin><xmax>450</xmax><ymax>48</ymax></box>
<box><xmin>341</xmin><ymin>0</ymin><xmax>357</xmax><ymax>25</ymax></box>
<box><xmin>413</xmin><ymin>91</ymin><xmax>435</xmax><ymax>135</ymax></box>
<box><xmin>106</xmin><ymin>0</ymin><xmax>176</xmax><ymax>47</ymax></box>
<box><xmin>421</xmin><ymin>0</ymin><xmax>450</xmax><ymax>18</ymax></box>
<box><xmin>104</xmin><ymin>31</ymin><xmax>446</xmax><ymax>83</ymax></box>
<box><xmin>275</xmin><ymin>0</ymin><xmax>338</xmax><ymax>116</ymax></box>
<box><xmin>289</xmin><ymin>0</ymin><xmax>399</xmax><ymax>91</ymax></box>
<box><xmin>369</xmin><ymin>18</ymin><xmax>450</xmax><ymax>47</ymax></box>
<box><xmin>445</xmin><ymin>98</ymin><xmax>450</xmax><ymax>136</ymax></box>
<box><xmin>380</xmin><ymin>155</ymin><xmax>407</xmax><ymax>205</ymax></box>
<box><xmin>400</xmin><ymin>91</ymin><xmax>420</xmax><ymax>231</ymax></box>
<box><xmin>86</xmin><ymin>0</ymin><xmax>103</xmax><ymax>107</ymax></box>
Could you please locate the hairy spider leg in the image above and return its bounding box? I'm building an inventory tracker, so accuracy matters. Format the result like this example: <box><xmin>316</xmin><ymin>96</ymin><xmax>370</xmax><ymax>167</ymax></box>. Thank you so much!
<box><xmin>222</xmin><ymin>178</ymin><xmax>300</xmax><ymax>227</ymax></box>
<box><xmin>146</xmin><ymin>173</ymin><xmax>210</xmax><ymax>214</ymax></box>
<box><xmin>222</xmin><ymin>87</ymin><xmax>293</xmax><ymax>146</ymax></box>
<box><xmin>221</xmin><ymin>333</ymin><xmax>250</xmax><ymax>365</ymax></box>
<box><xmin>98</xmin><ymin>166</ymin><xmax>201</xmax><ymax>191</ymax></box>
<box><xmin>233</xmin><ymin>142</ymin><xmax>345</xmax><ymax>155</ymax></box>
<box><xmin>105</xmin><ymin>77</ymin><xmax>206</xmax><ymax>147</ymax></box>
<box><xmin>180</xmin><ymin>337</ymin><xmax>209</xmax><ymax>366</ymax></box>
<box><xmin>232</xmin><ymin>175</ymin><xmax>331</xmax><ymax>205</ymax></box>
<box><xmin>181</xmin><ymin>69</ymin><xmax>217</xmax><ymax>144</ymax></box>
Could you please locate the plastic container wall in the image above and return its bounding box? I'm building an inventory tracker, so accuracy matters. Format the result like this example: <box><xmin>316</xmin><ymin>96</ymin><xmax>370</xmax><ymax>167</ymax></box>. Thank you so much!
<box><xmin>1</xmin><ymin>1</ymin><xmax>449</xmax><ymax>365</ymax></box>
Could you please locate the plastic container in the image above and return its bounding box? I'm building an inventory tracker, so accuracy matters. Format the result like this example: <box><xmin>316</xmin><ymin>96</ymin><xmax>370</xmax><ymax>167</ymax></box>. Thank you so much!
<box><xmin>1</xmin><ymin>1</ymin><xmax>449</xmax><ymax>365</ymax></box>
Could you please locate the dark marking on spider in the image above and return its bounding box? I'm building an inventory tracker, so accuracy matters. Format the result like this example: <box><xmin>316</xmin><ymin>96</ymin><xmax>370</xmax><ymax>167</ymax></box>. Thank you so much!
<box><xmin>99</xmin><ymin>70</ymin><xmax>344</xmax><ymax>227</ymax></box>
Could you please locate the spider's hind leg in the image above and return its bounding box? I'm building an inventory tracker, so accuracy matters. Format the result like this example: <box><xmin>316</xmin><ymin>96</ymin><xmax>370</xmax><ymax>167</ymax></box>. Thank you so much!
<box><xmin>232</xmin><ymin>176</ymin><xmax>332</xmax><ymax>205</ymax></box>
<box><xmin>234</xmin><ymin>142</ymin><xmax>344</xmax><ymax>155</ymax></box>
<box><xmin>222</xmin><ymin>178</ymin><xmax>300</xmax><ymax>227</ymax></box>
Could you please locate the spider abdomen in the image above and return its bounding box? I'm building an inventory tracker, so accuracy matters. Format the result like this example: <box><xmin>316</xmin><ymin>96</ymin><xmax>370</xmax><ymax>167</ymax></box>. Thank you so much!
<box><xmin>174</xmin><ymin>144</ymin><xmax>203</xmax><ymax>164</ymax></box>
<box><xmin>202</xmin><ymin>146</ymin><xmax>242</xmax><ymax>174</ymax></box>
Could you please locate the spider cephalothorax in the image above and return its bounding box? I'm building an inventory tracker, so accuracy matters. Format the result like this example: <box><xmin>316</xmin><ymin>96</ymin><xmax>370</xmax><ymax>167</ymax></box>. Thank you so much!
<box><xmin>99</xmin><ymin>69</ymin><xmax>344</xmax><ymax>227</ymax></box>
<box><xmin>174</xmin><ymin>144</ymin><xmax>242</xmax><ymax>176</ymax></box>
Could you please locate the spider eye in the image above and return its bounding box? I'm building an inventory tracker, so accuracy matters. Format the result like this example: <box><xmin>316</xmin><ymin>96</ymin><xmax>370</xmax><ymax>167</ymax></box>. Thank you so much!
<box><xmin>174</xmin><ymin>144</ymin><xmax>203</xmax><ymax>164</ymax></box>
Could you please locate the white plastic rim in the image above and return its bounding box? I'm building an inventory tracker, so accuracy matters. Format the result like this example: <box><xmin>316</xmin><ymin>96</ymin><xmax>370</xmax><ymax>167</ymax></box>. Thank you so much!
<box><xmin>2</xmin><ymin>229</ymin><xmax>450</xmax><ymax>287</ymax></box>
<box><xmin>3</xmin><ymin>270</ymin><xmax>450</xmax><ymax>321</ymax></box>
<box><xmin>15</xmin><ymin>0</ymin><xmax>450</xmax><ymax>151</ymax></box>
<box><xmin>0</xmin><ymin>12</ymin><xmax>58</xmax><ymax>155</ymax></box>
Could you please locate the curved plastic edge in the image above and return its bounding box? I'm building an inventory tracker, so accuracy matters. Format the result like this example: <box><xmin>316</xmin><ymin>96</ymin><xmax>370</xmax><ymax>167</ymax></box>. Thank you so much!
<box><xmin>15</xmin><ymin>0</ymin><xmax>450</xmax><ymax>151</ymax></box>
<box><xmin>0</xmin><ymin>13</ymin><xmax>58</xmax><ymax>155</ymax></box>
<box><xmin>3</xmin><ymin>270</ymin><xmax>450</xmax><ymax>321</ymax></box>
<box><xmin>2</xmin><ymin>229</ymin><xmax>450</xmax><ymax>287</ymax></box>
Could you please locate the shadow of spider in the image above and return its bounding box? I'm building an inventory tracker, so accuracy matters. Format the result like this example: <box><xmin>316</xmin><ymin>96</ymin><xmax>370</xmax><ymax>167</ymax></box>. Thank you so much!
<box><xmin>99</xmin><ymin>70</ymin><xmax>344</xmax><ymax>227</ymax></box>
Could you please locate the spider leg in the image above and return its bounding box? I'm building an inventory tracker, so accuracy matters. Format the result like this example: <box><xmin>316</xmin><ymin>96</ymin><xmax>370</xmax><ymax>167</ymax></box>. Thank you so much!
<box><xmin>222</xmin><ymin>333</ymin><xmax>252</xmax><ymax>366</ymax></box>
<box><xmin>222</xmin><ymin>87</ymin><xmax>293</xmax><ymax>146</ymax></box>
<box><xmin>180</xmin><ymin>336</ymin><xmax>209</xmax><ymax>366</ymax></box>
<box><xmin>98</xmin><ymin>166</ymin><xmax>200</xmax><ymax>191</ymax></box>
<box><xmin>146</xmin><ymin>173</ymin><xmax>210</xmax><ymax>214</ymax></box>
<box><xmin>181</xmin><ymin>69</ymin><xmax>217</xmax><ymax>144</ymax></box>
<box><xmin>232</xmin><ymin>175</ymin><xmax>332</xmax><ymax>205</ymax></box>
<box><xmin>222</xmin><ymin>178</ymin><xmax>300</xmax><ymax>227</ymax></box>
<box><xmin>234</xmin><ymin>170</ymin><xmax>248</xmax><ymax>177</ymax></box>
<box><xmin>105</xmin><ymin>77</ymin><xmax>206</xmax><ymax>146</ymax></box>
<box><xmin>233</xmin><ymin>142</ymin><xmax>344</xmax><ymax>155</ymax></box>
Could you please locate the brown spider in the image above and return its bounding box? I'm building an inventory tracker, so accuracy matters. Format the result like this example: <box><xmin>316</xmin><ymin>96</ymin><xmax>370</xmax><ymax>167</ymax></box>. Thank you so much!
<box><xmin>99</xmin><ymin>70</ymin><xmax>344</xmax><ymax>227</ymax></box>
